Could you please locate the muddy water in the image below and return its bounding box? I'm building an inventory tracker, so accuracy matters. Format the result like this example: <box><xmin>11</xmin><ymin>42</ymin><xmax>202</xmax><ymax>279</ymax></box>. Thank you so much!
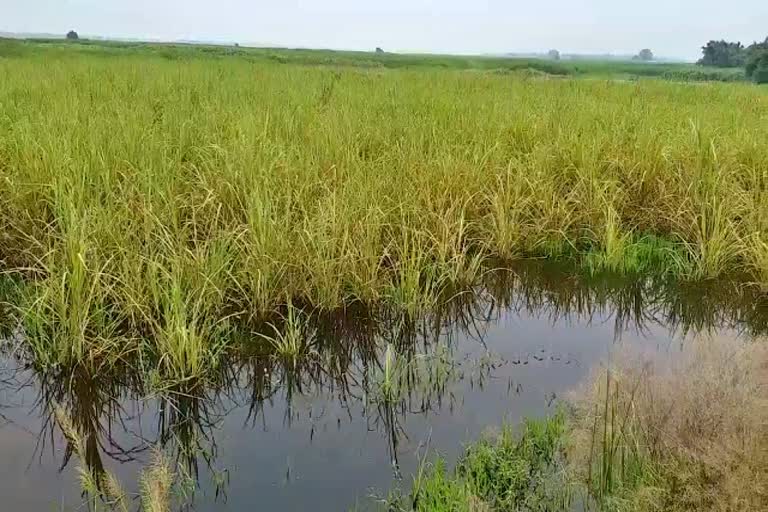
<box><xmin>0</xmin><ymin>268</ymin><xmax>766</xmax><ymax>511</ymax></box>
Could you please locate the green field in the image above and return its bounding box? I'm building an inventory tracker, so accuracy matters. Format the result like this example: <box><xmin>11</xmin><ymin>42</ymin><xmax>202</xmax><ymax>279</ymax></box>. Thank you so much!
<box><xmin>1</xmin><ymin>39</ymin><xmax>767</xmax><ymax>382</ymax></box>
<box><xmin>1</xmin><ymin>37</ymin><xmax>747</xmax><ymax>81</ymax></box>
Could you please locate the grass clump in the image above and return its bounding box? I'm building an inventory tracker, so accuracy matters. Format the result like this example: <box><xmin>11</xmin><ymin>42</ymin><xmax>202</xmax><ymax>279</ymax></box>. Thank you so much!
<box><xmin>582</xmin><ymin>234</ymin><xmax>687</xmax><ymax>276</ymax></box>
<box><xmin>256</xmin><ymin>302</ymin><xmax>317</xmax><ymax>368</ymax></box>
<box><xmin>387</xmin><ymin>412</ymin><xmax>572</xmax><ymax>512</ymax></box>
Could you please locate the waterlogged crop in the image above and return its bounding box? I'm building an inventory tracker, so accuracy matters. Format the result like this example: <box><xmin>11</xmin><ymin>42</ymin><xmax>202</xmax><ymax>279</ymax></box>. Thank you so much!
<box><xmin>0</xmin><ymin>45</ymin><xmax>767</xmax><ymax>383</ymax></box>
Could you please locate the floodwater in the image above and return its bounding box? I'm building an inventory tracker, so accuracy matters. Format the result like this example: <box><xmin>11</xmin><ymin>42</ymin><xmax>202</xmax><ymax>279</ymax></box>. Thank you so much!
<box><xmin>0</xmin><ymin>265</ymin><xmax>766</xmax><ymax>511</ymax></box>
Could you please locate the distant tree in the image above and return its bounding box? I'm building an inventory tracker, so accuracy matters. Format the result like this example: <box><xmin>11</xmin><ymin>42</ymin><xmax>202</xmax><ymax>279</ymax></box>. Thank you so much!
<box><xmin>234</xmin><ymin>42</ymin><xmax>240</xmax><ymax>48</ymax></box>
<box><xmin>547</xmin><ymin>49</ymin><xmax>560</xmax><ymax>60</ymax></box>
<box><xmin>66</xmin><ymin>30</ymin><xmax>79</xmax><ymax>40</ymax></box>
<box><xmin>698</xmin><ymin>40</ymin><xmax>746</xmax><ymax>67</ymax></box>
<box><xmin>375</xmin><ymin>47</ymin><xmax>384</xmax><ymax>54</ymax></box>
<box><xmin>747</xmin><ymin>37</ymin><xmax>768</xmax><ymax>56</ymax></box>
<box><xmin>634</xmin><ymin>49</ymin><xmax>654</xmax><ymax>61</ymax></box>
<box><xmin>746</xmin><ymin>50</ymin><xmax>768</xmax><ymax>84</ymax></box>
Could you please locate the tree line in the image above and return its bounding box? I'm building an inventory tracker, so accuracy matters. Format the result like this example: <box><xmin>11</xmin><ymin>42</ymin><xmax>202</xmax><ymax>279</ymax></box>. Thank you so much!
<box><xmin>698</xmin><ymin>37</ymin><xmax>768</xmax><ymax>83</ymax></box>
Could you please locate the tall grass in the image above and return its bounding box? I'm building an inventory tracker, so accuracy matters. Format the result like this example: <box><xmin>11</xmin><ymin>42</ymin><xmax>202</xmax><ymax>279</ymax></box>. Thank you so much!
<box><xmin>1</xmin><ymin>50</ymin><xmax>767</xmax><ymax>379</ymax></box>
<box><xmin>569</xmin><ymin>339</ymin><xmax>768</xmax><ymax>511</ymax></box>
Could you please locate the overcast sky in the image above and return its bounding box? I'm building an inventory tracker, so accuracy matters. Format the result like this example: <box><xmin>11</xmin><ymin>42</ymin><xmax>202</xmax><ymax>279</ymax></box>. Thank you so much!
<box><xmin>3</xmin><ymin>1</ymin><xmax>767</xmax><ymax>60</ymax></box>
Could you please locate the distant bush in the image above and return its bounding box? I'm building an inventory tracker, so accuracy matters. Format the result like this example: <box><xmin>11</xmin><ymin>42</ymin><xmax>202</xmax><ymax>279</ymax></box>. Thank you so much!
<box><xmin>521</xmin><ymin>61</ymin><xmax>570</xmax><ymax>76</ymax></box>
<box><xmin>66</xmin><ymin>30</ymin><xmax>79</xmax><ymax>41</ymax></box>
<box><xmin>266</xmin><ymin>53</ymin><xmax>288</xmax><ymax>64</ymax></box>
<box><xmin>157</xmin><ymin>48</ymin><xmax>186</xmax><ymax>61</ymax></box>
<box><xmin>746</xmin><ymin>50</ymin><xmax>768</xmax><ymax>84</ymax></box>
<box><xmin>753</xmin><ymin>66</ymin><xmax>768</xmax><ymax>85</ymax></box>
<box><xmin>662</xmin><ymin>68</ymin><xmax>746</xmax><ymax>83</ymax></box>
<box><xmin>493</xmin><ymin>67</ymin><xmax>552</xmax><ymax>79</ymax></box>
<box><xmin>0</xmin><ymin>38</ymin><xmax>26</xmax><ymax>58</ymax></box>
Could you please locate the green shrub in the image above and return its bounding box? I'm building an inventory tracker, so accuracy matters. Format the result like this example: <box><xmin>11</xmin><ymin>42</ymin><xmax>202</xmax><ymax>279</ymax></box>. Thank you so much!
<box><xmin>661</xmin><ymin>68</ymin><xmax>745</xmax><ymax>83</ymax></box>
<box><xmin>0</xmin><ymin>38</ymin><xmax>27</xmax><ymax>58</ymax></box>
<box><xmin>389</xmin><ymin>413</ymin><xmax>572</xmax><ymax>511</ymax></box>
<box><xmin>746</xmin><ymin>50</ymin><xmax>768</xmax><ymax>84</ymax></box>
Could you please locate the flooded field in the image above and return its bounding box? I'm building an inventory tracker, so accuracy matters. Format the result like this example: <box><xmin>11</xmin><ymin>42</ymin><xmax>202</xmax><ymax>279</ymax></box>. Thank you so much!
<box><xmin>1</xmin><ymin>267</ymin><xmax>765</xmax><ymax>511</ymax></box>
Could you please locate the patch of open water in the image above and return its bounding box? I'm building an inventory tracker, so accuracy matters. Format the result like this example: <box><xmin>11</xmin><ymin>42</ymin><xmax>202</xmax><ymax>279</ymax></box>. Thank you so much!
<box><xmin>1</xmin><ymin>267</ymin><xmax>766</xmax><ymax>511</ymax></box>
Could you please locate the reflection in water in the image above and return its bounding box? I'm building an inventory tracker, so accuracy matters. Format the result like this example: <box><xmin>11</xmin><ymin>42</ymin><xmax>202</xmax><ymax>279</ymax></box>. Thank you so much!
<box><xmin>1</xmin><ymin>265</ymin><xmax>767</xmax><ymax>510</ymax></box>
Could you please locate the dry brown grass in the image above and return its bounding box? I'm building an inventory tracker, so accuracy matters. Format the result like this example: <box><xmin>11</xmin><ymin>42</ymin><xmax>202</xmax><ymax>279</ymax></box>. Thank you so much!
<box><xmin>569</xmin><ymin>337</ymin><xmax>768</xmax><ymax>511</ymax></box>
<box><xmin>139</xmin><ymin>450</ymin><xmax>175</xmax><ymax>512</ymax></box>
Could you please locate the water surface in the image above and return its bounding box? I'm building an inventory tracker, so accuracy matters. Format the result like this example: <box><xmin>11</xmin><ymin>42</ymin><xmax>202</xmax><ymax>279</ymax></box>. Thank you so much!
<box><xmin>1</xmin><ymin>267</ymin><xmax>766</xmax><ymax>511</ymax></box>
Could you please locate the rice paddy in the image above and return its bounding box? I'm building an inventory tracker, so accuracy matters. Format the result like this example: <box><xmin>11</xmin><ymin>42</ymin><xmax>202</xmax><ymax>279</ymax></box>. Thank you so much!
<box><xmin>1</xmin><ymin>41</ymin><xmax>766</xmax><ymax>384</ymax></box>
<box><xmin>0</xmin><ymin>39</ymin><xmax>767</xmax><ymax>512</ymax></box>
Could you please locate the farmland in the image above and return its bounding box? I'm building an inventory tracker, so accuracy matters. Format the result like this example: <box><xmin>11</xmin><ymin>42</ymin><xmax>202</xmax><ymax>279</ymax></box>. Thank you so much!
<box><xmin>2</xmin><ymin>41</ymin><xmax>767</xmax><ymax>373</ymax></box>
<box><xmin>0</xmin><ymin>39</ymin><xmax>766</xmax><ymax>511</ymax></box>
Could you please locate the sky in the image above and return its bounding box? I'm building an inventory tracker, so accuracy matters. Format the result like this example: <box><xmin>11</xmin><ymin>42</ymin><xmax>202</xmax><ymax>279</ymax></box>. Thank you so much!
<box><xmin>2</xmin><ymin>1</ymin><xmax>767</xmax><ymax>61</ymax></box>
